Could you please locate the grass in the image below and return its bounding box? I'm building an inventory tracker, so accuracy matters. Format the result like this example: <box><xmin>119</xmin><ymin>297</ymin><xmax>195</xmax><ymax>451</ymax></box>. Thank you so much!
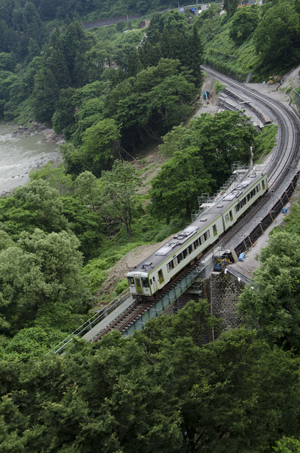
<box><xmin>254</xmin><ymin>124</ymin><xmax>278</xmax><ymax>162</ymax></box>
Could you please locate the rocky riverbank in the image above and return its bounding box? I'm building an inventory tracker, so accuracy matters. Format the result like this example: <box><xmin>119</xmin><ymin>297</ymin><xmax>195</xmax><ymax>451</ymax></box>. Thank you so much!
<box><xmin>11</xmin><ymin>122</ymin><xmax>66</xmax><ymax>145</ymax></box>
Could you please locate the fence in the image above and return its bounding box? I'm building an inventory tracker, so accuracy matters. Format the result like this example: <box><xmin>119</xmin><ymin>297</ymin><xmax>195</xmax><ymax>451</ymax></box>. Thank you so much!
<box><xmin>234</xmin><ymin>172</ymin><xmax>300</xmax><ymax>257</ymax></box>
<box><xmin>294</xmin><ymin>90</ymin><xmax>300</xmax><ymax>111</ymax></box>
<box><xmin>46</xmin><ymin>287</ymin><xmax>131</xmax><ymax>355</ymax></box>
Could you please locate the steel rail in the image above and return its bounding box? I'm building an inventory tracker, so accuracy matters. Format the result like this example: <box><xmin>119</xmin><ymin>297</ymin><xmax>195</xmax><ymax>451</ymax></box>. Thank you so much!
<box><xmin>93</xmin><ymin>69</ymin><xmax>300</xmax><ymax>340</ymax></box>
<box><xmin>201</xmin><ymin>66</ymin><xmax>300</xmax><ymax>246</ymax></box>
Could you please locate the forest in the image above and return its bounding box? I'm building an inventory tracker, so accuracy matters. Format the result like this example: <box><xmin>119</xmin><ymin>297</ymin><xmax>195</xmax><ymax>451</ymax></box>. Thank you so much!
<box><xmin>1</xmin><ymin>0</ymin><xmax>300</xmax><ymax>451</ymax></box>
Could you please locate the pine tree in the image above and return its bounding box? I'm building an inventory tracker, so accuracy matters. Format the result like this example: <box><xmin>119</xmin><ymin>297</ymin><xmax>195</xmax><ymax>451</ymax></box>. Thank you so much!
<box><xmin>28</xmin><ymin>37</ymin><xmax>40</xmax><ymax>60</ymax></box>
<box><xmin>49</xmin><ymin>48</ymin><xmax>71</xmax><ymax>89</ymax></box>
<box><xmin>186</xmin><ymin>25</ymin><xmax>203</xmax><ymax>86</ymax></box>
<box><xmin>32</xmin><ymin>67</ymin><xmax>60</xmax><ymax>124</ymax></box>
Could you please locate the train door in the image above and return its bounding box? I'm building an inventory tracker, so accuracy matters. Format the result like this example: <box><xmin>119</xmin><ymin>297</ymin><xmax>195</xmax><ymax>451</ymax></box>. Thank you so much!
<box><xmin>151</xmin><ymin>275</ymin><xmax>158</xmax><ymax>293</ymax></box>
<box><xmin>135</xmin><ymin>277</ymin><xmax>143</xmax><ymax>294</ymax></box>
<box><xmin>158</xmin><ymin>269</ymin><xmax>164</xmax><ymax>285</ymax></box>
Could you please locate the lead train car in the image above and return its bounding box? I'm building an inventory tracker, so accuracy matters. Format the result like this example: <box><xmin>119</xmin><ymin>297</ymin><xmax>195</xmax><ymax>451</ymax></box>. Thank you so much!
<box><xmin>127</xmin><ymin>172</ymin><xmax>268</xmax><ymax>298</ymax></box>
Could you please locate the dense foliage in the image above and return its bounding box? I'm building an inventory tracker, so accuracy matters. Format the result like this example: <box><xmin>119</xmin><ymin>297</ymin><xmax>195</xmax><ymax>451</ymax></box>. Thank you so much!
<box><xmin>1</xmin><ymin>1</ymin><xmax>300</xmax><ymax>450</ymax></box>
<box><xmin>1</xmin><ymin>302</ymin><xmax>300</xmax><ymax>452</ymax></box>
<box><xmin>151</xmin><ymin>111</ymin><xmax>257</xmax><ymax>220</ymax></box>
<box><xmin>201</xmin><ymin>0</ymin><xmax>300</xmax><ymax>80</ymax></box>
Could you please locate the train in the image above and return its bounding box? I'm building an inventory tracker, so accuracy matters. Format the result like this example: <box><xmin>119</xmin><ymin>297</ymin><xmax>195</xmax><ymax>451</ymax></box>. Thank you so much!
<box><xmin>127</xmin><ymin>170</ymin><xmax>268</xmax><ymax>298</ymax></box>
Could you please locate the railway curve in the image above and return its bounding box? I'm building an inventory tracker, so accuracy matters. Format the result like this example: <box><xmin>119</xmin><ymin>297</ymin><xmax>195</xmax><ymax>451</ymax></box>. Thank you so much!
<box><xmin>201</xmin><ymin>66</ymin><xmax>300</xmax><ymax>248</ymax></box>
<box><xmin>92</xmin><ymin>69</ymin><xmax>300</xmax><ymax>341</ymax></box>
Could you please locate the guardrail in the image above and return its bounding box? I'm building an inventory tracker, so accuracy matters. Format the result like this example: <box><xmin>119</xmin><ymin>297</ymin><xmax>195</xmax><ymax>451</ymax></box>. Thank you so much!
<box><xmin>47</xmin><ymin>287</ymin><xmax>131</xmax><ymax>355</ymax></box>
<box><xmin>82</xmin><ymin>2</ymin><xmax>221</xmax><ymax>30</ymax></box>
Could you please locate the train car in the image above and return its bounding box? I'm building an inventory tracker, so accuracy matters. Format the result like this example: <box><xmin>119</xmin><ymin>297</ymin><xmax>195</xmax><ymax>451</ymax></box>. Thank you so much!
<box><xmin>127</xmin><ymin>171</ymin><xmax>268</xmax><ymax>298</ymax></box>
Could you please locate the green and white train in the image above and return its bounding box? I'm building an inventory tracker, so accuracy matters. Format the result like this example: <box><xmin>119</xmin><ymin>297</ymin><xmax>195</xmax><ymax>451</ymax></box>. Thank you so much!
<box><xmin>127</xmin><ymin>171</ymin><xmax>268</xmax><ymax>298</ymax></box>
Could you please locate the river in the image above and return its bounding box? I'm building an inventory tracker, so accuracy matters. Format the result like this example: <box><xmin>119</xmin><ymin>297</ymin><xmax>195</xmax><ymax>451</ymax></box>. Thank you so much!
<box><xmin>0</xmin><ymin>124</ymin><xmax>62</xmax><ymax>194</ymax></box>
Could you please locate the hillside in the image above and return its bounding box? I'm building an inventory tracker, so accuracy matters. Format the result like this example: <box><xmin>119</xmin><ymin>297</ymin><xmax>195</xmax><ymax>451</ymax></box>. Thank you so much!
<box><xmin>2</xmin><ymin>1</ymin><xmax>300</xmax><ymax>451</ymax></box>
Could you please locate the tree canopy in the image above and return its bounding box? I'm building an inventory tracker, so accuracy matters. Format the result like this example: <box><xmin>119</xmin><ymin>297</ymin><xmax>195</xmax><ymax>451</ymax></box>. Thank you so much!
<box><xmin>253</xmin><ymin>0</ymin><xmax>300</xmax><ymax>67</ymax></box>
<box><xmin>0</xmin><ymin>229</ymin><xmax>87</xmax><ymax>335</ymax></box>
<box><xmin>151</xmin><ymin>111</ymin><xmax>257</xmax><ymax>221</ymax></box>
<box><xmin>1</xmin><ymin>302</ymin><xmax>300</xmax><ymax>451</ymax></box>
<box><xmin>238</xmin><ymin>232</ymin><xmax>300</xmax><ymax>352</ymax></box>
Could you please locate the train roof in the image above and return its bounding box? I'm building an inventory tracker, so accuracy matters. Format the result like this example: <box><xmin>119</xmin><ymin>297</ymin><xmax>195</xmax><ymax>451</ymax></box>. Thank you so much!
<box><xmin>129</xmin><ymin>171</ymin><xmax>266</xmax><ymax>275</ymax></box>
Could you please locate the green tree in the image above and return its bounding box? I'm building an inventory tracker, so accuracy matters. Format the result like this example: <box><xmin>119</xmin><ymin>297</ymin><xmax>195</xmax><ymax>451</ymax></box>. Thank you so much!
<box><xmin>32</xmin><ymin>66</ymin><xmax>59</xmax><ymax>124</ymax></box>
<box><xmin>101</xmin><ymin>160</ymin><xmax>141</xmax><ymax>242</ymax></box>
<box><xmin>223</xmin><ymin>0</ymin><xmax>240</xmax><ymax>18</ymax></box>
<box><xmin>81</xmin><ymin>118</ymin><xmax>121</xmax><ymax>176</ymax></box>
<box><xmin>158</xmin><ymin>124</ymin><xmax>186</xmax><ymax>158</ymax></box>
<box><xmin>0</xmin><ymin>229</ymin><xmax>85</xmax><ymax>334</ymax></box>
<box><xmin>0</xmin><ymin>180</ymin><xmax>69</xmax><ymax>240</ymax></box>
<box><xmin>274</xmin><ymin>436</ymin><xmax>300</xmax><ymax>452</ymax></box>
<box><xmin>116</xmin><ymin>20</ymin><xmax>126</xmax><ymax>32</ymax></box>
<box><xmin>28</xmin><ymin>37</ymin><xmax>40</xmax><ymax>60</ymax></box>
<box><xmin>150</xmin><ymin>146</ymin><xmax>213</xmax><ymax>221</ymax></box>
<box><xmin>150</xmin><ymin>74</ymin><xmax>195</xmax><ymax>129</ymax></box>
<box><xmin>253</xmin><ymin>0</ymin><xmax>300</xmax><ymax>67</ymax></box>
<box><xmin>29</xmin><ymin>162</ymin><xmax>73</xmax><ymax>196</ymax></box>
<box><xmin>185</xmin><ymin>25</ymin><xmax>203</xmax><ymax>86</ymax></box>
<box><xmin>2</xmin><ymin>326</ymin><xmax>67</xmax><ymax>361</ymax></box>
<box><xmin>182</xmin><ymin>111</ymin><xmax>256</xmax><ymax>187</ymax></box>
<box><xmin>229</xmin><ymin>5</ymin><xmax>259</xmax><ymax>45</ymax></box>
<box><xmin>74</xmin><ymin>170</ymin><xmax>100</xmax><ymax>210</ymax></box>
<box><xmin>52</xmin><ymin>87</ymin><xmax>76</xmax><ymax>137</ymax></box>
<box><xmin>61</xmin><ymin>196</ymin><xmax>104</xmax><ymax>260</ymax></box>
<box><xmin>1</xmin><ymin>304</ymin><xmax>300</xmax><ymax>452</ymax></box>
<box><xmin>238</xmin><ymin>231</ymin><xmax>300</xmax><ymax>352</ymax></box>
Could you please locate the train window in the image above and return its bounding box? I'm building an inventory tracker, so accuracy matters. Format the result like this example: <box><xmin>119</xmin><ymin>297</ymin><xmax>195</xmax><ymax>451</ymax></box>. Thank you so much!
<box><xmin>262</xmin><ymin>180</ymin><xmax>265</xmax><ymax>190</ymax></box>
<box><xmin>178</xmin><ymin>253</ymin><xmax>183</xmax><ymax>263</ymax></box>
<box><xmin>188</xmin><ymin>244</ymin><xmax>193</xmax><ymax>254</ymax></box>
<box><xmin>158</xmin><ymin>269</ymin><xmax>164</xmax><ymax>284</ymax></box>
<box><xmin>200</xmin><ymin>234</ymin><xmax>205</xmax><ymax>244</ymax></box>
<box><xmin>183</xmin><ymin>249</ymin><xmax>187</xmax><ymax>259</ymax></box>
<box><xmin>257</xmin><ymin>183</ymin><xmax>261</xmax><ymax>192</ymax></box>
<box><xmin>213</xmin><ymin>224</ymin><xmax>217</xmax><ymax>236</ymax></box>
<box><xmin>128</xmin><ymin>277</ymin><xmax>134</xmax><ymax>285</ymax></box>
<box><xmin>230</xmin><ymin>210</ymin><xmax>233</xmax><ymax>221</ymax></box>
<box><xmin>167</xmin><ymin>260</ymin><xmax>175</xmax><ymax>272</ymax></box>
<box><xmin>225</xmin><ymin>214</ymin><xmax>229</xmax><ymax>223</ymax></box>
<box><xmin>141</xmin><ymin>277</ymin><xmax>149</xmax><ymax>288</ymax></box>
<box><xmin>153</xmin><ymin>276</ymin><xmax>155</xmax><ymax>281</ymax></box>
<box><xmin>150</xmin><ymin>278</ymin><xmax>152</xmax><ymax>284</ymax></box>
<box><xmin>206</xmin><ymin>230</ymin><xmax>210</xmax><ymax>239</ymax></box>
<box><xmin>194</xmin><ymin>239</ymin><xmax>199</xmax><ymax>248</ymax></box>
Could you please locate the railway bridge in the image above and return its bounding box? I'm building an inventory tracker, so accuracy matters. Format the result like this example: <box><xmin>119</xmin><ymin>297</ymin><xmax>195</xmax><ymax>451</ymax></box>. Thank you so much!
<box><xmin>49</xmin><ymin>69</ymin><xmax>300</xmax><ymax>355</ymax></box>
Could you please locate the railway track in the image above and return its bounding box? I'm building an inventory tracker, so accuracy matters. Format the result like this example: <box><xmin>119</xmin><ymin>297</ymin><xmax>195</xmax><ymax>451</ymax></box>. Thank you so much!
<box><xmin>202</xmin><ymin>66</ymin><xmax>300</xmax><ymax>247</ymax></box>
<box><xmin>93</xmin><ymin>259</ymin><xmax>204</xmax><ymax>340</ymax></box>
<box><xmin>93</xmin><ymin>69</ymin><xmax>300</xmax><ymax>341</ymax></box>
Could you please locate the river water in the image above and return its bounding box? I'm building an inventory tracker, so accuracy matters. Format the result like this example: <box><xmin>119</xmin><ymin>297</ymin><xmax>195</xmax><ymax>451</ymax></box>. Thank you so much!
<box><xmin>0</xmin><ymin>124</ymin><xmax>62</xmax><ymax>194</ymax></box>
